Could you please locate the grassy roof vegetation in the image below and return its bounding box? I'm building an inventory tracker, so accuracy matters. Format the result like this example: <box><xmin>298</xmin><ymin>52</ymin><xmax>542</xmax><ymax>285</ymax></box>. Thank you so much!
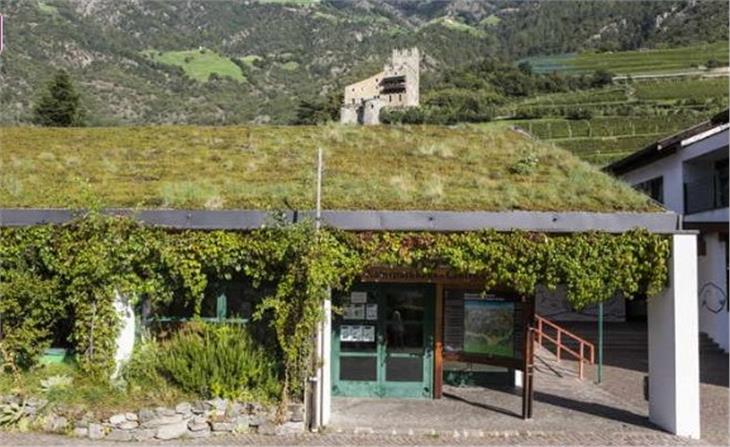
<box><xmin>0</xmin><ymin>124</ymin><xmax>661</xmax><ymax>212</ymax></box>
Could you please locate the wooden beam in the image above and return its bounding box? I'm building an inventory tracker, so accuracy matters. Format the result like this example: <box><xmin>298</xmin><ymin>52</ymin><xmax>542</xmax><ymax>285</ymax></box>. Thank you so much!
<box><xmin>434</xmin><ymin>282</ymin><xmax>444</xmax><ymax>399</ymax></box>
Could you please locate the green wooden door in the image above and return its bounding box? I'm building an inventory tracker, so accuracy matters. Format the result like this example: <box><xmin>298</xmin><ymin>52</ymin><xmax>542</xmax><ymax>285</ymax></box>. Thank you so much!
<box><xmin>332</xmin><ymin>283</ymin><xmax>434</xmax><ymax>398</ymax></box>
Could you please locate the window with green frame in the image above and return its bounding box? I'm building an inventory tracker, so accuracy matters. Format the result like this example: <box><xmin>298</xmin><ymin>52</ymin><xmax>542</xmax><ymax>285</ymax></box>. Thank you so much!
<box><xmin>143</xmin><ymin>278</ymin><xmax>269</xmax><ymax>325</ymax></box>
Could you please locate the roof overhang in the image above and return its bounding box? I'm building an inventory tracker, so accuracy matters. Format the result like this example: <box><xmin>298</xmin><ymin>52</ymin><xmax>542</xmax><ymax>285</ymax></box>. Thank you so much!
<box><xmin>0</xmin><ymin>209</ymin><xmax>686</xmax><ymax>234</ymax></box>
<box><xmin>605</xmin><ymin>109</ymin><xmax>729</xmax><ymax>176</ymax></box>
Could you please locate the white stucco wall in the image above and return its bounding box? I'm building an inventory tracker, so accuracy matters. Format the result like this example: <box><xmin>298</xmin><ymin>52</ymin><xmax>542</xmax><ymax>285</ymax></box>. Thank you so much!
<box><xmin>619</xmin><ymin>127</ymin><xmax>728</xmax><ymax>216</ymax></box>
<box><xmin>618</xmin><ymin>126</ymin><xmax>728</xmax><ymax>353</ymax></box>
<box><xmin>648</xmin><ymin>234</ymin><xmax>700</xmax><ymax>439</ymax></box>
<box><xmin>698</xmin><ymin>232</ymin><xmax>729</xmax><ymax>352</ymax></box>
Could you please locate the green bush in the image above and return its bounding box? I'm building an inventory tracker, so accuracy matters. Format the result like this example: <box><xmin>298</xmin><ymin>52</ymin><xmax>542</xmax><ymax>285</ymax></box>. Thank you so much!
<box><xmin>157</xmin><ymin>323</ymin><xmax>281</xmax><ymax>401</ymax></box>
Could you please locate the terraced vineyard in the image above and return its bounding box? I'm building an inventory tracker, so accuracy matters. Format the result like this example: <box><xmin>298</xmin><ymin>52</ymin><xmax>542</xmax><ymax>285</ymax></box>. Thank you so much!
<box><xmin>500</xmin><ymin>76</ymin><xmax>728</xmax><ymax>165</ymax></box>
<box><xmin>521</xmin><ymin>41</ymin><xmax>729</xmax><ymax>76</ymax></box>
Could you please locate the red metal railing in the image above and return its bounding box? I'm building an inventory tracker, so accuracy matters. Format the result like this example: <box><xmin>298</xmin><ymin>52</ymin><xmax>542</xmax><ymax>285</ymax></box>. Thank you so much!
<box><xmin>534</xmin><ymin>314</ymin><xmax>595</xmax><ymax>380</ymax></box>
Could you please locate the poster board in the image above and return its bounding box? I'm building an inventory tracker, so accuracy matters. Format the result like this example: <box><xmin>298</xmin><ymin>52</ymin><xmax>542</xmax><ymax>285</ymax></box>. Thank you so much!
<box><xmin>444</xmin><ymin>289</ymin><xmax>520</xmax><ymax>359</ymax></box>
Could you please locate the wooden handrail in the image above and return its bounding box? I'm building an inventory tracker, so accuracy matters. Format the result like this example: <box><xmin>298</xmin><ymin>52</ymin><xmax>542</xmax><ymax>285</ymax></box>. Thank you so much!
<box><xmin>534</xmin><ymin>314</ymin><xmax>595</xmax><ymax>380</ymax></box>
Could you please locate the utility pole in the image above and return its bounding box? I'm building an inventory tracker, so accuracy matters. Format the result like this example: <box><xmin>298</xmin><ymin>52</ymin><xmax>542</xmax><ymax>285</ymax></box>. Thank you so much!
<box><xmin>316</xmin><ymin>147</ymin><xmax>323</xmax><ymax>231</ymax></box>
<box><xmin>310</xmin><ymin>147</ymin><xmax>330</xmax><ymax>431</ymax></box>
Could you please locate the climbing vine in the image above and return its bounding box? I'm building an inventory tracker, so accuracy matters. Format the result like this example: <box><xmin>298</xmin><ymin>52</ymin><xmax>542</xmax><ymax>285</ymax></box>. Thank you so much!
<box><xmin>0</xmin><ymin>213</ymin><xmax>669</xmax><ymax>397</ymax></box>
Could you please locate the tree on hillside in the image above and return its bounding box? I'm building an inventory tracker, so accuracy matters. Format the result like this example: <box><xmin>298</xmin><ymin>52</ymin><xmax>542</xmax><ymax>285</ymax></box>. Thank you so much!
<box><xmin>291</xmin><ymin>92</ymin><xmax>342</xmax><ymax>125</ymax></box>
<box><xmin>32</xmin><ymin>70</ymin><xmax>85</xmax><ymax>127</ymax></box>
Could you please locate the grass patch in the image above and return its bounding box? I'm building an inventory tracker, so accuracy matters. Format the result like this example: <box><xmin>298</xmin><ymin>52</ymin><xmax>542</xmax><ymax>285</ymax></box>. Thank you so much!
<box><xmin>143</xmin><ymin>49</ymin><xmax>245</xmax><ymax>82</ymax></box>
<box><xmin>37</xmin><ymin>1</ymin><xmax>59</xmax><ymax>15</ymax></box>
<box><xmin>280</xmin><ymin>61</ymin><xmax>300</xmax><ymax>71</ymax></box>
<box><xmin>426</xmin><ymin>17</ymin><xmax>486</xmax><ymax>38</ymax></box>
<box><xmin>0</xmin><ymin>124</ymin><xmax>659</xmax><ymax>212</ymax></box>
<box><xmin>240</xmin><ymin>55</ymin><xmax>262</xmax><ymax>67</ymax></box>
<box><xmin>480</xmin><ymin>14</ymin><xmax>501</xmax><ymax>27</ymax></box>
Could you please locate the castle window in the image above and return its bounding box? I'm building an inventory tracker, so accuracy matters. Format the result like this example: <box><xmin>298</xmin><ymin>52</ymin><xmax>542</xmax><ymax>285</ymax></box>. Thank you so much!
<box><xmin>398</xmin><ymin>94</ymin><xmax>402</xmax><ymax>101</ymax></box>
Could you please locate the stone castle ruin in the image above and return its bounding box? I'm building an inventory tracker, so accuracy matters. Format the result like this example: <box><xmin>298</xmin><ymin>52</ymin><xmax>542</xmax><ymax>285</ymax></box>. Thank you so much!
<box><xmin>340</xmin><ymin>48</ymin><xmax>420</xmax><ymax>125</ymax></box>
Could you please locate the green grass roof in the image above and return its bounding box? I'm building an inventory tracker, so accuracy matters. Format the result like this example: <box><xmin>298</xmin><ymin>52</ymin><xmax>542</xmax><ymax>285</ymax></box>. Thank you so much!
<box><xmin>0</xmin><ymin>124</ymin><xmax>661</xmax><ymax>212</ymax></box>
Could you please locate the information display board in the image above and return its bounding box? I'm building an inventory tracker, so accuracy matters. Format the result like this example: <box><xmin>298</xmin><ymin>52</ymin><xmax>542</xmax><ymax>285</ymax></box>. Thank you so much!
<box><xmin>444</xmin><ymin>289</ymin><xmax>522</xmax><ymax>359</ymax></box>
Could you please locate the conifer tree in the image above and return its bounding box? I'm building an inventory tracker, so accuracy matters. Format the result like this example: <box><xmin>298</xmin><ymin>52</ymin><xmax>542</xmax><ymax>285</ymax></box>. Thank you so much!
<box><xmin>32</xmin><ymin>69</ymin><xmax>84</xmax><ymax>127</ymax></box>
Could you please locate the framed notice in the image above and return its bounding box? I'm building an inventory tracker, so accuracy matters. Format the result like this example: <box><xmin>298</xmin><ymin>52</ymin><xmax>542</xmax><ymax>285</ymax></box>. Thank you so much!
<box><xmin>344</xmin><ymin>304</ymin><xmax>365</xmax><ymax>320</ymax></box>
<box><xmin>362</xmin><ymin>325</ymin><xmax>375</xmax><ymax>342</ymax></box>
<box><xmin>366</xmin><ymin>304</ymin><xmax>378</xmax><ymax>320</ymax></box>
<box><xmin>350</xmin><ymin>291</ymin><xmax>367</xmax><ymax>304</ymax></box>
<box><xmin>350</xmin><ymin>325</ymin><xmax>363</xmax><ymax>341</ymax></box>
<box><xmin>340</xmin><ymin>325</ymin><xmax>353</xmax><ymax>342</ymax></box>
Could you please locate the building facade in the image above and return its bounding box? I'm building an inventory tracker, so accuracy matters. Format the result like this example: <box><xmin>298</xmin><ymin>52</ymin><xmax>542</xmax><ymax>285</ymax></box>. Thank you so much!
<box><xmin>340</xmin><ymin>48</ymin><xmax>420</xmax><ymax>125</ymax></box>
<box><xmin>607</xmin><ymin>111</ymin><xmax>729</xmax><ymax>352</ymax></box>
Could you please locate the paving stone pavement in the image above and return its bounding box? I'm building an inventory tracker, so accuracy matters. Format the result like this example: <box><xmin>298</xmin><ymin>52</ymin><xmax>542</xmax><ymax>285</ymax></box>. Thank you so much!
<box><xmin>0</xmin><ymin>430</ymin><xmax>711</xmax><ymax>446</ymax></box>
<box><xmin>1</xmin><ymin>338</ymin><xmax>726</xmax><ymax>446</ymax></box>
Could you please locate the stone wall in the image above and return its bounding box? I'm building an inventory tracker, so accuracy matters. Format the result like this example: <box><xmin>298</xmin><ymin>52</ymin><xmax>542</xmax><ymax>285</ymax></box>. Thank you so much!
<box><xmin>1</xmin><ymin>395</ymin><xmax>304</xmax><ymax>441</ymax></box>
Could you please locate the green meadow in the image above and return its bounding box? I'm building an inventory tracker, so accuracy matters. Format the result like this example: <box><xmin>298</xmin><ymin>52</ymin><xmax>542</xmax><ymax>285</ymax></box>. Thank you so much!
<box><xmin>143</xmin><ymin>49</ymin><xmax>246</xmax><ymax>82</ymax></box>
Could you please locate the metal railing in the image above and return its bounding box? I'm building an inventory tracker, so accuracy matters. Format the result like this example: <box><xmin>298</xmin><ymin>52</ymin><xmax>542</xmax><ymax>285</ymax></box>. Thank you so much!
<box><xmin>534</xmin><ymin>314</ymin><xmax>595</xmax><ymax>380</ymax></box>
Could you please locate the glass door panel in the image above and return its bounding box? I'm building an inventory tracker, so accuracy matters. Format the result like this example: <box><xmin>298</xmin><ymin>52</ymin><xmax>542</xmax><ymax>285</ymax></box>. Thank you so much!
<box><xmin>382</xmin><ymin>285</ymin><xmax>433</xmax><ymax>398</ymax></box>
<box><xmin>332</xmin><ymin>283</ymin><xmax>434</xmax><ymax>398</ymax></box>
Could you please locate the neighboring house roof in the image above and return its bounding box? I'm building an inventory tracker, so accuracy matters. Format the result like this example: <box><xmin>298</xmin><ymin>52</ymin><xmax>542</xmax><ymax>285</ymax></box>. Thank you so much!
<box><xmin>605</xmin><ymin>109</ymin><xmax>729</xmax><ymax>176</ymax></box>
<box><xmin>0</xmin><ymin>123</ymin><xmax>660</xmax><ymax>213</ymax></box>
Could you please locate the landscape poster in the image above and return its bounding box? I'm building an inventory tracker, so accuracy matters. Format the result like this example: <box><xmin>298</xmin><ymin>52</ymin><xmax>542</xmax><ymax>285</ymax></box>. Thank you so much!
<box><xmin>463</xmin><ymin>299</ymin><xmax>515</xmax><ymax>358</ymax></box>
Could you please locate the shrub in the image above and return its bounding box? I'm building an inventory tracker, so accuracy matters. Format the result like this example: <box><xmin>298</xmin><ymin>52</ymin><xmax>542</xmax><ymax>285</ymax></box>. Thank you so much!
<box><xmin>509</xmin><ymin>152</ymin><xmax>540</xmax><ymax>175</ymax></box>
<box><xmin>566</xmin><ymin>107</ymin><xmax>593</xmax><ymax>120</ymax></box>
<box><xmin>157</xmin><ymin>323</ymin><xmax>281</xmax><ymax>401</ymax></box>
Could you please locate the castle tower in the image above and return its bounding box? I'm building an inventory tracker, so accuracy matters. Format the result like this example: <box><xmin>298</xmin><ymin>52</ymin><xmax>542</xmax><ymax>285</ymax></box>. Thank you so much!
<box><xmin>340</xmin><ymin>47</ymin><xmax>420</xmax><ymax>125</ymax></box>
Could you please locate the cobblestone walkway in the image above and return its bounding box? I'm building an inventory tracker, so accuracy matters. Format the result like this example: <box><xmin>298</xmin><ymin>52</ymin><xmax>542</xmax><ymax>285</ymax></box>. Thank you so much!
<box><xmin>0</xmin><ymin>430</ymin><xmax>709</xmax><ymax>446</ymax></box>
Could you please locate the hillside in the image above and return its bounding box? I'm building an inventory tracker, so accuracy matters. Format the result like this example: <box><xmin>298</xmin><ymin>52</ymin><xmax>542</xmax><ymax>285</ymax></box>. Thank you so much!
<box><xmin>0</xmin><ymin>124</ymin><xmax>659</xmax><ymax>212</ymax></box>
<box><xmin>0</xmin><ymin>0</ymin><xmax>726</xmax><ymax>125</ymax></box>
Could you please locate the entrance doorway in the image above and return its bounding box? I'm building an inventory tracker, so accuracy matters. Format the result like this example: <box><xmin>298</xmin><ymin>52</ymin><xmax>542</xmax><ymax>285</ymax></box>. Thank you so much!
<box><xmin>331</xmin><ymin>283</ymin><xmax>434</xmax><ymax>398</ymax></box>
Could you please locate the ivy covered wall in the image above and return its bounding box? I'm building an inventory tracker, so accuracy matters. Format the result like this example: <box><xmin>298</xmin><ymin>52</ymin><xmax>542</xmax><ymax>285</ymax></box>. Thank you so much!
<box><xmin>0</xmin><ymin>213</ymin><xmax>670</xmax><ymax>398</ymax></box>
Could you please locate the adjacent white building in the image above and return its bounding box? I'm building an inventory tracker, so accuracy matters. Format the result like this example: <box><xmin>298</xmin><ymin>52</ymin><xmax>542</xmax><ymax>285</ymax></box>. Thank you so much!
<box><xmin>607</xmin><ymin>110</ymin><xmax>729</xmax><ymax>352</ymax></box>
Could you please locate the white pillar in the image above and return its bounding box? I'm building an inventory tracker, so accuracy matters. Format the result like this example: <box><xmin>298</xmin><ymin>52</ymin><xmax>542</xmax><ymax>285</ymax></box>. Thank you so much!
<box><xmin>314</xmin><ymin>296</ymin><xmax>332</xmax><ymax>428</ymax></box>
<box><xmin>647</xmin><ymin>234</ymin><xmax>700</xmax><ymax>439</ymax></box>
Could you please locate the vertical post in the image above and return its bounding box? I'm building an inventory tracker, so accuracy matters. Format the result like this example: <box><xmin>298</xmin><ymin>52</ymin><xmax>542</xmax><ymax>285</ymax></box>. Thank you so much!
<box><xmin>579</xmin><ymin>343</ymin><xmax>584</xmax><ymax>380</ymax></box>
<box><xmin>597</xmin><ymin>301</ymin><xmax>604</xmax><ymax>383</ymax></box>
<box><xmin>647</xmin><ymin>234</ymin><xmax>700</xmax><ymax>439</ymax></box>
<box><xmin>315</xmin><ymin>147</ymin><xmax>323</xmax><ymax>232</ymax></box>
<box><xmin>556</xmin><ymin>330</ymin><xmax>561</xmax><ymax>361</ymax></box>
<box><xmin>434</xmin><ymin>283</ymin><xmax>444</xmax><ymax>398</ymax></box>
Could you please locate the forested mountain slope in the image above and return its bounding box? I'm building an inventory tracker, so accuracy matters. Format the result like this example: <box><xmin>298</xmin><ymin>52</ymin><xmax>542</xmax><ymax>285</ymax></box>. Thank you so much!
<box><xmin>0</xmin><ymin>0</ymin><xmax>726</xmax><ymax>125</ymax></box>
